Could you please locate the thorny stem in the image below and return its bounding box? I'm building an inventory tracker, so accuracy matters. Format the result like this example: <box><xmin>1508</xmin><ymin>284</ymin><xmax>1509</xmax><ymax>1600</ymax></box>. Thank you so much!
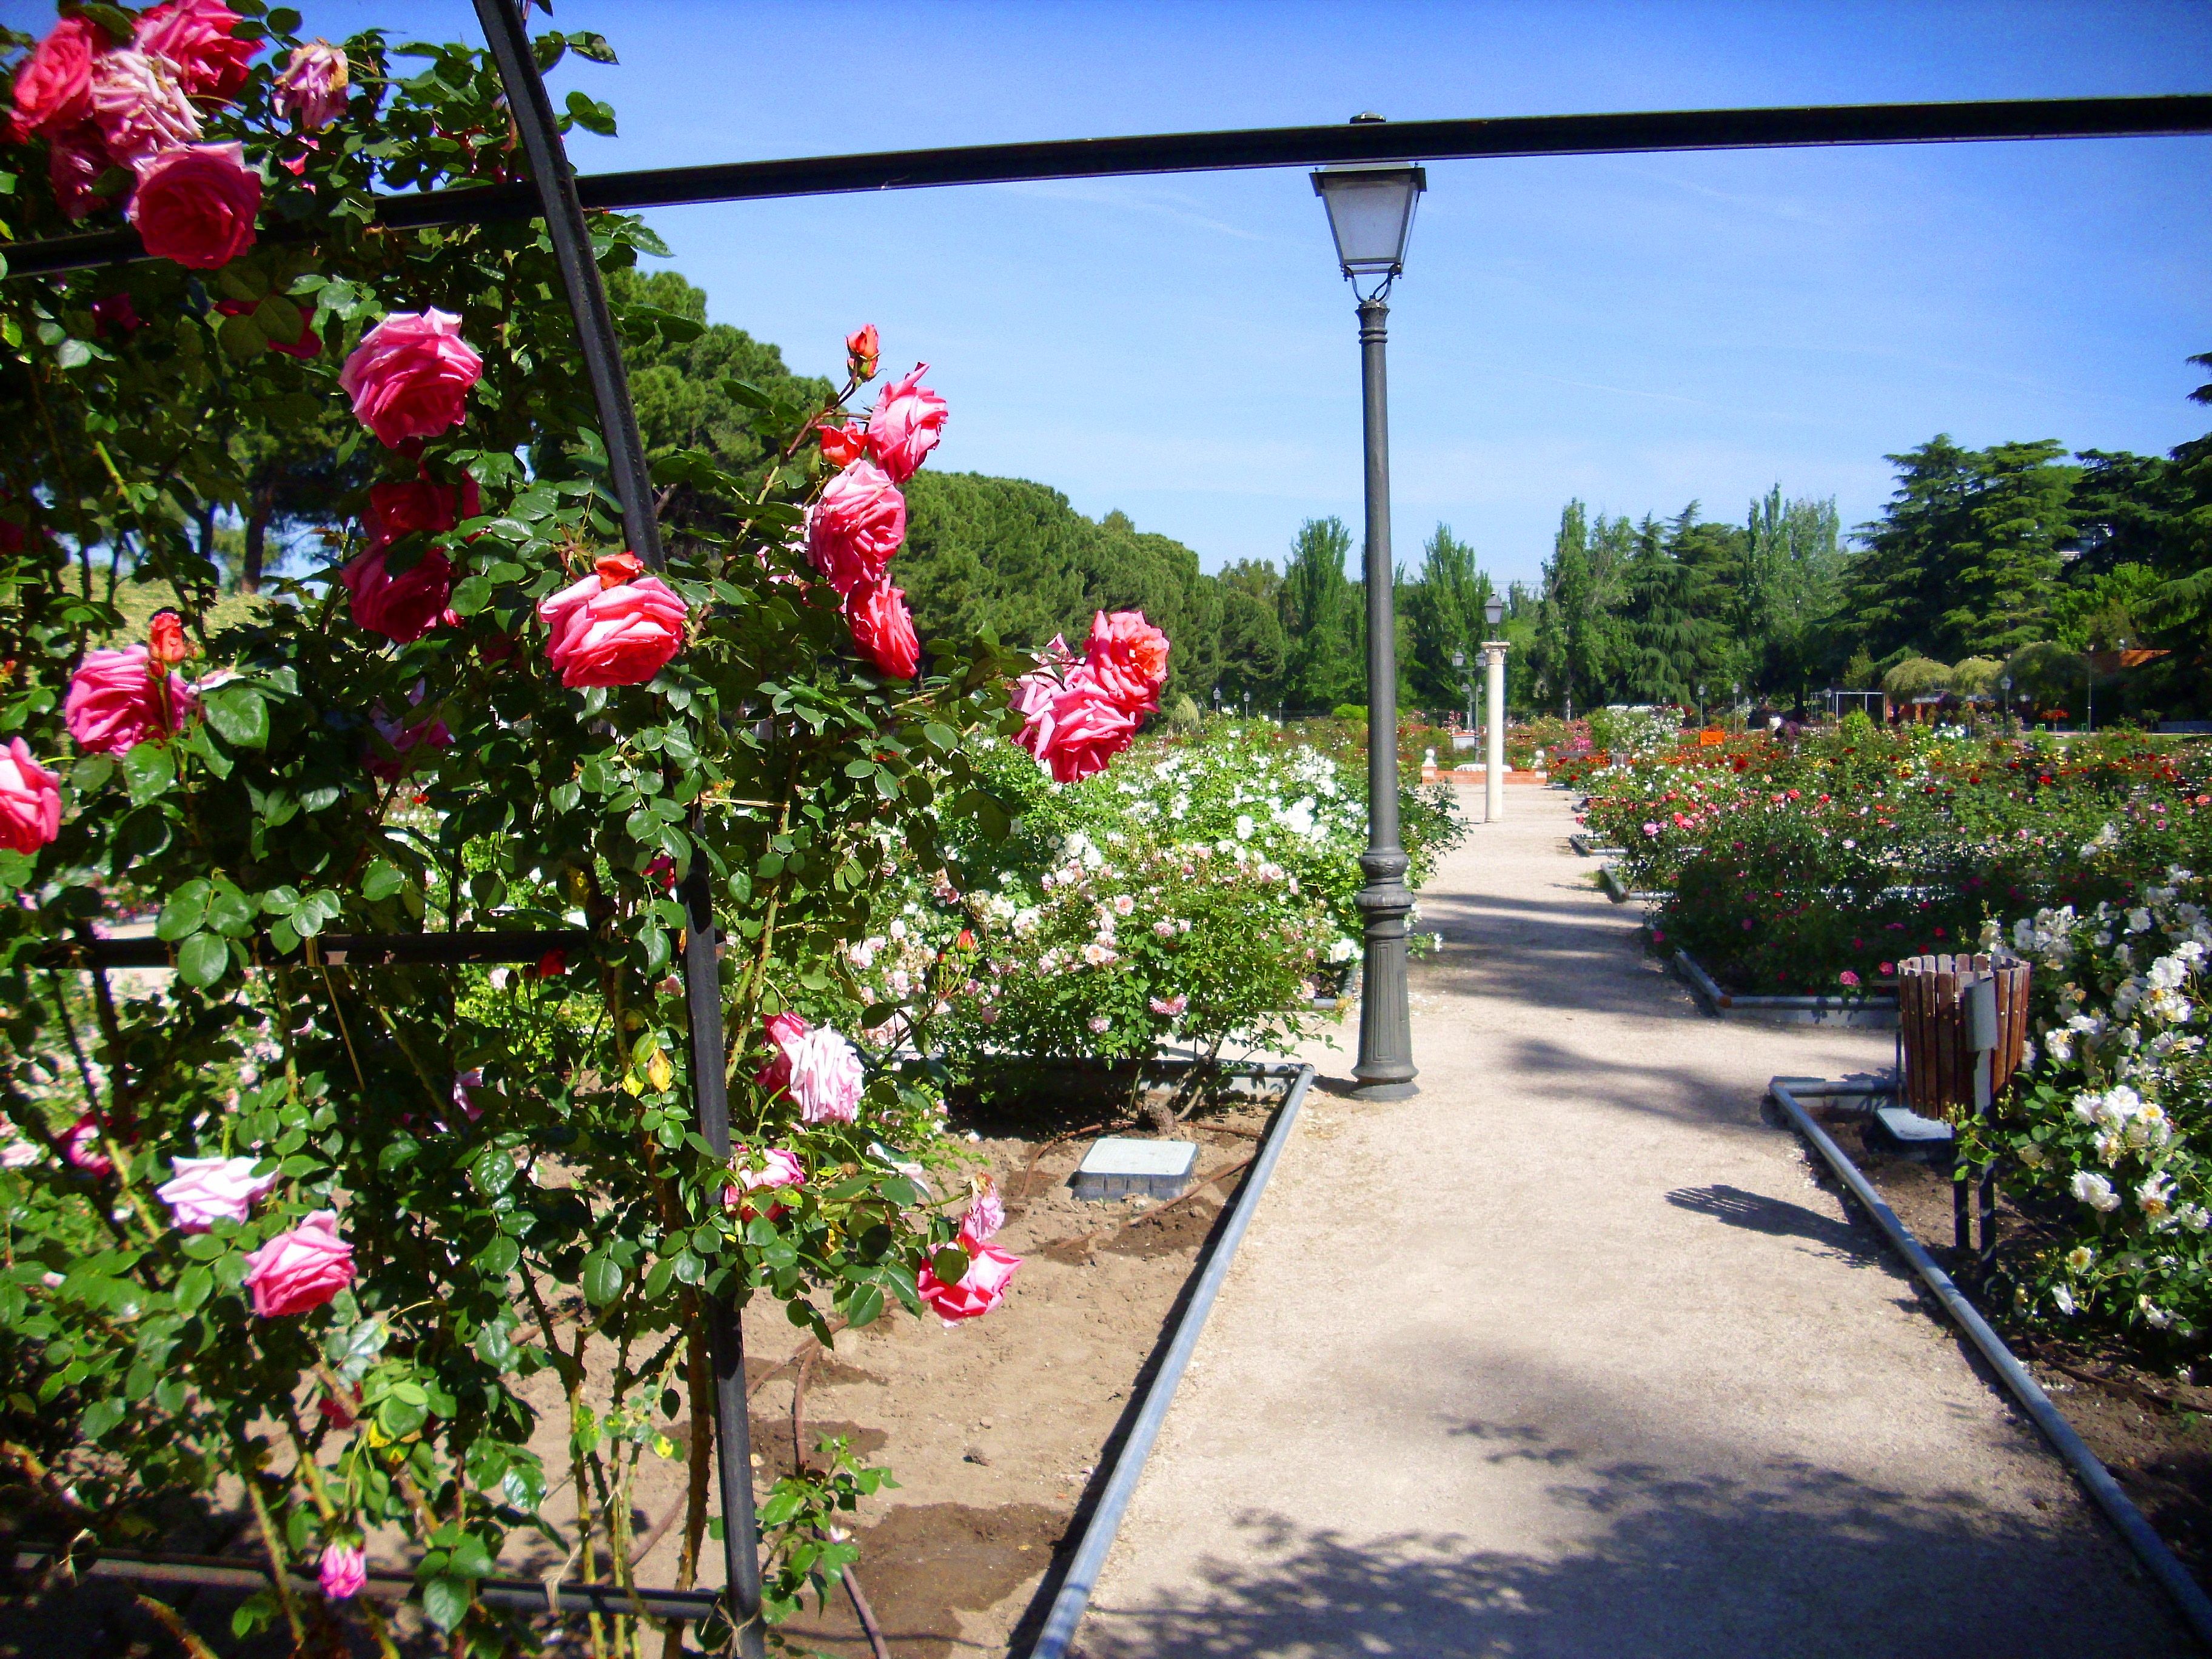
<box><xmin>233</xmin><ymin>1430</ymin><xmax>308</xmax><ymax>1646</ymax></box>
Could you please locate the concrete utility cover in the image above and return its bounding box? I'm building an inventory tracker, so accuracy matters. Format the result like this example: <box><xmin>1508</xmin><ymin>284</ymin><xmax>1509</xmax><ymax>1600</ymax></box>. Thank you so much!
<box><xmin>1876</xmin><ymin>1105</ymin><xmax>1957</xmax><ymax>1144</ymax></box>
<box><xmin>1074</xmin><ymin>1138</ymin><xmax>1197</xmax><ymax>1201</ymax></box>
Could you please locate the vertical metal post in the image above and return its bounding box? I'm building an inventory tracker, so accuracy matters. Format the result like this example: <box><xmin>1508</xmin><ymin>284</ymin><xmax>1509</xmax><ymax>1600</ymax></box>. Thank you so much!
<box><xmin>1353</xmin><ymin>295</ymin><xmax>1416</xmax><ymax>1101</ymax></box>
<box><xmin>474</xmin><ymin>5</ymin><xmax>764</xmax><ymax>1651</ymax></box>
<box><xmin>1483</xmin><ymin>642</ymin><xmax>1507</xmax><ymax>823</ymax></box>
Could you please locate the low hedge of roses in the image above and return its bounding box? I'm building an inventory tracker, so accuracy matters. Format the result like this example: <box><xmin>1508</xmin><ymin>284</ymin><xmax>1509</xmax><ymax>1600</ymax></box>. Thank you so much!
<box><xmin>1572</xmin><ymin>723</ymin><xmax>2212</xmax><ymax>994</ymax></box>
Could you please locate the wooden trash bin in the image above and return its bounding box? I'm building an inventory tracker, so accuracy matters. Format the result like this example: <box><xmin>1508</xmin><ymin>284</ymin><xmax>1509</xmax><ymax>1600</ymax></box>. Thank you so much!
<box><xmin>1898</xmin><ymin>953</ymin><xmax>2031</xmax><ymax>1122</ymax></box>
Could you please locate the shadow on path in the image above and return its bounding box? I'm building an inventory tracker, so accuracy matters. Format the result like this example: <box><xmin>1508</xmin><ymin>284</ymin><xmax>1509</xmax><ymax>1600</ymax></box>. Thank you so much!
<box><xmin>1666</xmin><ymin>1182</ymin><xmax>1885</xmax><ymax>1268</ymax></box>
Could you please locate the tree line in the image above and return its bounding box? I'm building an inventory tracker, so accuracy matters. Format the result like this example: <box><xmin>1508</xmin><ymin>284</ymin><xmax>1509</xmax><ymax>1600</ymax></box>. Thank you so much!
<box><xmin>216</xmin><ymin>269</ymin><xmax>2209</xmax><ymax>723</ymax></box>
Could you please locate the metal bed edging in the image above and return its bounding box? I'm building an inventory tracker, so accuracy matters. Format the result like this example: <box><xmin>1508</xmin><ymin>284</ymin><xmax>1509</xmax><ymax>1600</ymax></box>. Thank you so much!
<box><xmin>1</xmin><ymin>1545</ymin><xmax>725</xmax><ymax>1621</ymax></box>
<box><xmin>1024</xmin><ymin>1060</ymin><xmax>1316</xmax><ymax>1659</ymax></box>
<box><xmin>1768</xmin><ymin>1078</ymin><xmax>2212</xmax><ymax>1650</ymax></box>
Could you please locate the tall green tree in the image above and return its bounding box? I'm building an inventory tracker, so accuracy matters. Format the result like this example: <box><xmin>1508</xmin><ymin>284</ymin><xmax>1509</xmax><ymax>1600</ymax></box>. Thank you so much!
<box><xmin>1279</xmin><ymin>517</ymin><xmax>1362</xmax><ymax>710</ymax></box>
<box><xmin>1403</xmin><ymin>523</ymin><xmax>1494</xmax><ymax>715</ymax></box>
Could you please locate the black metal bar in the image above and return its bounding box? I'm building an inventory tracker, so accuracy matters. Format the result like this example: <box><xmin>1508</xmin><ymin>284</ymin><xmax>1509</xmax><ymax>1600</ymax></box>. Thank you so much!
<box><xmin>5</xmin><ymin>95</ymin><xmax>2208</xmax><ymax>278</ymax></box>
<box><xmin>5</xmin><ymin>1544</ymin><xmax>725</xmax><ymax>1621</ymax></box>
<box><xmin>472</xmin><ymin>6</ymin><xmax>763</xmax><ymax>1654</ymax></box>
<box><xmin>35</xmin><ymin>930</ymin><xmax>590</xmax><ymax>971</ymax></box>
<box><xmin>472</xmin><ymin>0</ymin><xmax>662</xmax><ymax>573</ymax></box>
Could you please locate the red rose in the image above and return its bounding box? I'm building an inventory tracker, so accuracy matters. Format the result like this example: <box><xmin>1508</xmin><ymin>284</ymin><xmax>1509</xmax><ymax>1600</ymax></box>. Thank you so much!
<box><xmin>127</xmin><ymin>142</ymin><xmax>260</xmax><ymax>269</ymax></box>
<box><xmin>817</xmin><ymin>421</ymin><xmax>867</xmax><ymax>468</ymax></box>
<box><xmin>364</xmin><ymin>475</ymin><xmax>480</xmax><ymax>550</ymax></box>
<box><xmin>91</xmin><ymin>292</ymin><xmax>142</xmax><ymax>335</ymax></box>
<box><xmin>7</xmin><ymin>17</ymin><xmax>99</xmax><ymax>142</ymax></box>
<box><xmin>339</xmin><ymin>545</ymin><xmax>454</xmax><ymax>643</ymax></box>
<box><xmin>135</xmin><ymin>0</ymin><xmax>258</xmax><ymax>104</ymax></box>
<box><xmin>845</xmin><ymin>324</ymin><xmax>879</xmax><ymax>381</ymax></box>
<box><xmin>844</xmin><ymin>578</ymin><xmax>919</xmax><ymax>680</ymax></box>
<box><xmin>805</xmin><ymin>460</ymin><xmax>904</xmax><ymax>597</ymax></box>
<box><xmin>147</xmin><ymin>611</ymin><xmax>192</xmax><ymax>668</ymax></box>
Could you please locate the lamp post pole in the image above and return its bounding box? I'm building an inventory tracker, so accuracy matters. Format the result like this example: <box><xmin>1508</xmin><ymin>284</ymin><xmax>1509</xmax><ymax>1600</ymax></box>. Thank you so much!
<box><xmin>1352</xmin><ymin>293</ymin><xmax>1417</xmax><ymax>1099</ymax></box>
<box><xmin>1484</xmin><ymin>638</ymin><xmax>1508</xmax><ymax>823</ymax></box>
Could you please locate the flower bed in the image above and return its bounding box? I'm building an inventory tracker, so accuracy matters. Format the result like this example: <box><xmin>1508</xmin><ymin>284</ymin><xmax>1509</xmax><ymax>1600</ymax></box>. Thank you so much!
<box><xmin>1571</xmin><ymin>726</ymin><xmax>2212</xmax><ymax>996</ymax></box>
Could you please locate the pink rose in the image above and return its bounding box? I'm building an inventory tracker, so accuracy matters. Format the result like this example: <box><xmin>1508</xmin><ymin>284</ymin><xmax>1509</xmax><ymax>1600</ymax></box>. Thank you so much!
<box><xmin>135</xmin><ymin>0</ymin><xmax>258</xmax><ymax>104</ymax></box>
<box><xmin>156</xmin><ymin>1154</ymin><xmax>279</xmax><ymax>1230</ymax></box>
<box><xmin>817</xmin><ymin>421</ymin><xmax>868</xmax><ymax>468</ymax></box>
<box><xmin>724</xmin><ymin>1146</ymin><xmax>805</xmax><ymax>1219</ymax></box>
<box><xmin>1014</xmin><ymin>671</ymin><xmax>1141</xmax><ymax>785</ymax></box>
<box><xmin>1150</xmin><ymin>993</ymin><xmax>1188</xmax><ymax>1017</ymax></box>
<box><xmin>318</xmin><ymin>1541</ymin><xmax>366</xmax><ymax>1601</ymax></box>
<box><xmin>0</xmin><ymin>1127</ymin><xmax>42</xmax><ymax>1170</ymax></box>
<box><xmin>339</xmin><ymin>310</ymin><xmax>483</xmax><ymax>448</ymax></box>
<box><xmin>960</xmin><ymin>1188</ymin><xmax>1005</xmax><ymax>1244</ymax></box>
<box><xmin>916</xmin><ymin>1237</ymin><xmax>1021</xmax><ymax>1324</ymax></box>
<box><xmin>87</xmin><ymin>49</ymin><xmax>201</xmax><ymax>169</ymax></box>
<box><xmin>274</xmin><ymin>40</ymin><xmax>347</xmax><ymax>130</ymax></box>
<box><xmin>756</xmin><ymin>1014</ymin><xmax>864</xmax><ymax>1123</ymax></box>
<box><xmin>449</xmin><ymin>1070</ymin><xmax>484</xmax><ymax>1124</ymax></box>
<box><xmin>1084</xmin><ymin>609</ymin><xmax>1170</xmax><ymax>716</ymax></box>
<box><xmin>127</xmin><ymin>142</ymin><xmax>260</xmax><ymax>270</ymax></box>
<box><xmin>845</xmin><ymin>578</ymin><xmax>919</xmax><ymax>680</ymax></box>
<box><xmin>865</xmin><ymin>364</ymin><xmax>947</xmax><ymax>484</ymax></box>
<box><xmin>536</xmin><ymin>554</ymin><xmax>688</xmax><ymax>688</ymax></box>
<box><xmin>365</xmin><ymin>706</ymin><xmax>451</xmax><ymax>781</ymax></box>
<box><xmin>805</xmin><ymin>461</ymin><xmax>905</xmax><ymax>597</ymax></box>
<box><xmin>8</xmin><ymin>17</ymin><xmax>99</xmax><ymax>141</ymax></box>
<box><xmin>340</xmin><ymin>545</ymin><xmax>453</xmax><ymax>644</ymax></box>
<box><xmin>62</xmin><ymin>1113</ymin><xmax>112</xmax><ymax>1176</ymax></box>
<box><xmin>0</xmin><ymin>739</ymin><xmax>62</xmax><ymax>855</ymax></box>
<box><xmin>1838</xmin><ymin>970</ymin><xmax>1861</xmax><ymax>988</ymax></box>
<box><xmin>242</xmin><ymin>1210</ymin><xmax>355</xmax><ymax>1316</ymax></box>
<box><xmin>65</xmin><ymin>646</ymin><xmax>199</xmax><ymax>754</ymax></box>
<box><xmin>48</xmin><ymin>121</ymin><xmax>120</xmax><ymax>220</ymax></box>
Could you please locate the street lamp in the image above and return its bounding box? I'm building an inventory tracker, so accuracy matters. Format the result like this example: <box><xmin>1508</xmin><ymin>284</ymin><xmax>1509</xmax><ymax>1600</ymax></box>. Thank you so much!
<box><xmin>2000</xmin><ymin>673</ymin><xmax>2013</xmax><ymax>735</ymax></box>
<box><xmin>1481</xmin><ymin>597</ymin><xmax>1508</xmax><ymax>823</ymax></box>
<box><xmin>1314</xmin><ymin>138</ymin><xmax>1424</xmax><ymax>1103</ymax></box>
<box><xmin>1452</xmin><ymin>649</ymin><xmax>1470</xmax><ymax>737</ymax></box>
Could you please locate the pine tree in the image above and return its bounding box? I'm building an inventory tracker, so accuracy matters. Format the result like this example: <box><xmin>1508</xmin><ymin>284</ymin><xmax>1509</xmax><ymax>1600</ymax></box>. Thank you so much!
<box><xmin>1279</xmin><ymin>517</ymin><xmax>1362</xmax><ymax>711</ymax></box>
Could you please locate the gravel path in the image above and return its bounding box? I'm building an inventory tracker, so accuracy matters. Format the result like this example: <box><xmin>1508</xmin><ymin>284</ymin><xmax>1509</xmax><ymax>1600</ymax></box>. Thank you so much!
<box><xmin>1076</xmin><ymin>785</ymin><xmax>2192</xmax><ymax>1657</ymax></box>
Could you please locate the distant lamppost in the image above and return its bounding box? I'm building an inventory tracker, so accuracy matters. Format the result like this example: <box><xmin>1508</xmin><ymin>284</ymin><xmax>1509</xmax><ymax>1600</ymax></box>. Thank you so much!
<box><xmin>1695</xmin><ymin>683</ymin><xmax>1706</xmax><ymax>727</ymax></box>
<box><xmin>1314</xmin><ymin>137</ymin><xmax>1424</xmax><ymax>1102</ymax></box>
<box><xmin>1482</xmin><ymin>597</ymin><xmax>1508</xmax><ymax>823</ymax></box>
<box><xmin>2000</xmin><ymin>673</ymin><xmax>2014</xmax><ymax>734</ymax></box>
<box><xmin>1452</xmin><ymin>649</ymin><xmax>1470</xmax><ymax>736</ymax></box>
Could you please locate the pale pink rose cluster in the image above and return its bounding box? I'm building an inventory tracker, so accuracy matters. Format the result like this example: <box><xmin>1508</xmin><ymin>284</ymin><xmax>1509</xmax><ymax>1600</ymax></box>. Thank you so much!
<box><xmin>1011</xmin><ymin>609</ymin><xmax>1172</xmax><ymax>784</ymax></box>
<box><xmin>724</xmin><ymin>1145</ymin><xmax>805</xmax><ymax>1219</ymax></box>
<box><xmin>756</xmin><ymin>1011</ymin><xmax>865</xmax><ymax>1124</ymax></box>
<box><xmin>6</xmin><ymin>5</ymin><xmax>272</xmax><ymax>266</ymax></box>
<box><xmin>807</xmin><ymin>340</ymin><xmax>946</xmax><ymax>681</ymax></box>
<box><xmin>156</xmin><ymin>1154</ymin><xmax>279</xmax><ymax>1230</ymax></box>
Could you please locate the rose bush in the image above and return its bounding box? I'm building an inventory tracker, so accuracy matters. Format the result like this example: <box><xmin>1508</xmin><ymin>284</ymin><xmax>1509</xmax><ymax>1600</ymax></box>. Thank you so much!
<box><xmin>0</xmin><ymin>10</ymin><xmax>1147</xmax><ymax>1652</ymax></box>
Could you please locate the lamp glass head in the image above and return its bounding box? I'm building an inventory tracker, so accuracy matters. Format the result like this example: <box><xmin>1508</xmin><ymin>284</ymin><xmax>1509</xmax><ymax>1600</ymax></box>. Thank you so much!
<box><xmin>1484</xmin><ymin>597</ymin><xmax>1504</xmax><ymax>629</ymax></box>
<box><xmin>1311</xmin><ymin>164</ymin><xmax>1426</xmax><ymax>278</ymax></box>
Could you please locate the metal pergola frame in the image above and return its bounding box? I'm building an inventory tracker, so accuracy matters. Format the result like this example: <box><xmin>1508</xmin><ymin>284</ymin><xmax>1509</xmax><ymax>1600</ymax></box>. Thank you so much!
<box><xmin>6</xmin><ymin>10</ymin><xmax>2208</xmax><ymax>1652</ymax></box>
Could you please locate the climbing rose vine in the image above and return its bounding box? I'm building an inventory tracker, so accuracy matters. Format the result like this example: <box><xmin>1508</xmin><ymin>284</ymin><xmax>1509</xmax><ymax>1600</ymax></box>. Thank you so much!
<box><xmin>0</xmin><ymin>7</ymin><xmax>1162</xmax><ymax>1649</ymax></box>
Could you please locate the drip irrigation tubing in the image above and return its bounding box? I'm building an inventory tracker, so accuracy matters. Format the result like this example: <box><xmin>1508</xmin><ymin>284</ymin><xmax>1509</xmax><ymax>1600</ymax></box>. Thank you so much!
<box><xmin>4</xmin><ymin>96</ymin><xmax>2208</xmax><ymax>277</ymax></box>
<box><xmin>1024</xmin><ymin>1059</ymin><xmax>1315</xmax><ymax>1659</ymax></box>
<box><xmin>1768</xmin><ymin>1078</ymin><xmax>2212</xmax><ymax>1650</ymax></box>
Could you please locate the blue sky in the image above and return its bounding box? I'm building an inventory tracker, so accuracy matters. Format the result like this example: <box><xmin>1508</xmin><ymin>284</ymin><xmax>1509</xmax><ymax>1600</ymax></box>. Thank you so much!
<box><xmin>21</xmin><ymin>1</ymin><xmax>2211</xmax><ymax>586</ymax></box>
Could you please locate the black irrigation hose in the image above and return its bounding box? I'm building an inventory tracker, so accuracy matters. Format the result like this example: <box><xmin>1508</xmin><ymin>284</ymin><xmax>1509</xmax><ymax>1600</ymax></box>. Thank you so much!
<box><xmin>5</xmin><ymin>96</ymin><xmax>2208</xmax><ymax>277</ymax></box>
<box><xmin>1768</xmin><ymin>1079</ymin><xmax>2212</xmax><ymax>1651</ymax></box>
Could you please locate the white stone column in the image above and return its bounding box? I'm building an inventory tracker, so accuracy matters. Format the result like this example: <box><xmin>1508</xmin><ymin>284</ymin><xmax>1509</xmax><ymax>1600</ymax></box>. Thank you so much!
<box><xmin>1483</xmin><ymin>642</ymin><xmax>1508</xmax><ymax>822</ymax></box>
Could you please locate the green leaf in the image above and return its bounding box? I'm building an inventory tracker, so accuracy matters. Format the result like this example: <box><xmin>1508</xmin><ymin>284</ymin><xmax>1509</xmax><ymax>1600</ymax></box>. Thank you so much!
<box><xmin>80</xmin><ymin>1396</ymin><xmax>125</xmax><ymax>1441</ymax></box>
<box><xmin>446</xmin><ymin>574</ymin><xmax>492</xmax><ymax>617</ymax></box>
<box><xmin>205</xmin><ymin>878</ymin><xmax>258</xmax><ymax>937</ymax></box>
<box><xmin>176</xmin><ymin>933</ymin><xmax>229</xmax><ymax>987</ymax></box>
<box><xmin>420</xmin><ymin>1574</ymin><xmax>471</xmax><ymax>1632</ymax></box>
<box><xmin>121</xmin><ymin>742</ymin><xmax>175</xmax><ymax>805</ymax></box>
<box><xmin>563</xmin><ymin>89</ymin><xmax>617</xmax><ymax>136</ymax></box>
<box><xmin>930</xmin><ymin>1245</ymin><xmax>970</xmax><ymax>1285</ymax></box>
<box><xmin>201</xmin><ymin>685</ymin><xmax>269</xmax><ymax>749</ymax></box>
<box><xmin>362</xmin><ymin>860</ymin><xmax>406</xmax><ymax>902</ymax></box>
<box><xmin>156</xmin><ymin>879</ymin><xmax>211</xmax><ymax>941</ymax></box>
<box><xmin>580</xmin><ymin>1253</ymin><xmax>623</xmax><ymax>1307</ymax></box>
<box><xmin>217</xmin><ymin>311</ymin><xmax>266</xmax><ymax>361</ymax></box>
<box><xmin>55</xmin><ymin>337</ymin><xmax>92</xmax><ymax>370</ymax></box>
<box><xmin>843</xmin><ymin>1283</ymin><xmax>885</xmax><ymax>1329</ymax></box>
<box><xmin>252</xmin><ymin>293</ymin><xmax>304</xmax><ymax>345</ymax></box>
